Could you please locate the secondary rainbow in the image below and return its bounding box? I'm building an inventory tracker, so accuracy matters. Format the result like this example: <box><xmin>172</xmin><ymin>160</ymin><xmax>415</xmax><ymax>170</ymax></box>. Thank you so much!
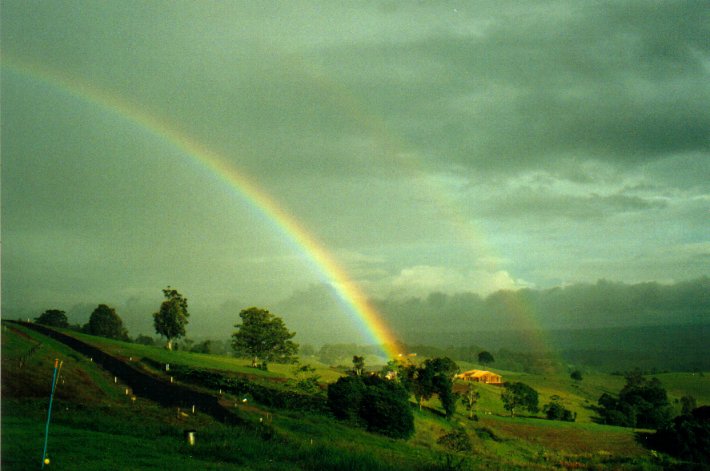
<box><xmin>2</xmin><ymin>57</ymin><xmax>400</xmax><ymax>358</ymax></box>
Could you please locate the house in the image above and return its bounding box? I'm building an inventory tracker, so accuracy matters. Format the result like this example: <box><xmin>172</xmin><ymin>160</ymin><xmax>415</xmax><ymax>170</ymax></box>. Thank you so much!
<box><xmin>455</xmin><ymin>369</ymin><xmax>502</xmax><ymax>385</ymax></box>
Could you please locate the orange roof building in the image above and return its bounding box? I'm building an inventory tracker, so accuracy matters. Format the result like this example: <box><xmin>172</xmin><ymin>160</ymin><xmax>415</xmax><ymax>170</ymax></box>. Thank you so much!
<box><xmin>455</xmin><ymin>369</ymin><xmax>502</xmax><ymax>384</ymax></box>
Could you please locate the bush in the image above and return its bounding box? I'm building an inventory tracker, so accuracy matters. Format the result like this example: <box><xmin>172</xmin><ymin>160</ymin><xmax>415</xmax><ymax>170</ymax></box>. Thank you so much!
<box><xmin>35</xmin><ymin>309</ymin><xmax>69</xmax><ymax>328</ymax></box>
<box><xmin>327</xmin><ymin>375</ymin><xmax>366</xmax><ymax>424</ymax></box>
<box><xmin>360</xmin><ymin>376</ymin><xmax>414</xmax><ymax>439</ymax></box>
<box><xmin>543</xmin><ymin>401</ymin><xmax>576</xmax><ymax>422</ymax></box>
<box><xmin>327</xmin><ymin>375</ymin><xmax>414</xmax><ymax>439</ymax></box>
<box><xmin>648</xmin><ymin>406</ymin><xmax>710</xmax><ymax>464</ymax></box>
<box><xmin>596</xmin><ymin>371</ymin><xmax>672</xmax><ymax>428</ymax></box>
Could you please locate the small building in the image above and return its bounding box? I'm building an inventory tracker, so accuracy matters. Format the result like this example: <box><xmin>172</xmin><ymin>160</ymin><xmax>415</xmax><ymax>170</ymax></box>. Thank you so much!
<box><xmin>455</xmin><ymin>369</ymin><xmax>502</xmax><ymax>385</ymax></box>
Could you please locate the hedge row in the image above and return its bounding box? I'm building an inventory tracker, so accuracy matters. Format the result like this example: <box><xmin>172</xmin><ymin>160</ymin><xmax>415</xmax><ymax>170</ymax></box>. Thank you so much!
<box><xmin>153</xmin><ymin>362</ymin><xmax>328</xmax><ymax>414</ymax></box>
<box><xmin>12</xmin><ymin>321</ymin><xmax>245</xmax><ymax>426</ymax></box>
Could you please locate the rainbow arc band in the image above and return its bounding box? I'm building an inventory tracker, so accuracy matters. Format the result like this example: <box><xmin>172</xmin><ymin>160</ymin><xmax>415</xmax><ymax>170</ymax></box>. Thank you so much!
<box><xmin>2</xmin><ymin>56</ymin><xmax>400</xmax><ymax>358</ymax></box>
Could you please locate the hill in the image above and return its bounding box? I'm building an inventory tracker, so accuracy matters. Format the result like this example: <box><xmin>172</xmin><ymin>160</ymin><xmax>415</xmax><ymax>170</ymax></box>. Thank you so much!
<box><xmin>4</xmin><ymin>321</ymin><xmax>706</xmax><ymax>469</ymax></box>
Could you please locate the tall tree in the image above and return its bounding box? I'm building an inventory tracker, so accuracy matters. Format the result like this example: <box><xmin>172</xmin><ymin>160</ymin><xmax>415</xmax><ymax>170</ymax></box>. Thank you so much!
<box><xmin>462</xmin><ymin>382</ymin><xmax>481</xmax><ymax>420</ymax></box>
<box><xmin>231</xmin><ymin>307</ymin><xmax>298</xmax><ymax>369</ymax></box>
<box><xmin>35</xmin><ymin>309</ymin><xmax>69</xmax><ymax>328</ymax></box>
<box><xmin>86</xmin><ymin>304</ymin><xmax>128</xmax><ymax>340</ymax></box>
<box><xmin>501</xmin><ymin>382</ymin><xmax>539</xmax><ymax>417</ymax></box>
<box><xmin>153</xmin><ymin>287</ymin><xmax>189</xmax><ymax>350</ymax></box>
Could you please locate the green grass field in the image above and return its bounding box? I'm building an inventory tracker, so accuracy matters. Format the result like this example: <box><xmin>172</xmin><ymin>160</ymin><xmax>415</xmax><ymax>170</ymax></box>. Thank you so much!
<box><xmin>4</xmin><ymin>323</ymin><xmax>702</xmax><ymax>469</ymax></box>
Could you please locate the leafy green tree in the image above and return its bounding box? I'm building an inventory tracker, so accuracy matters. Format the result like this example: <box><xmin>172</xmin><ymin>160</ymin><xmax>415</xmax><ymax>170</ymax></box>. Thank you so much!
<box><xmin>327</xmin><ymin>374</ymin><xmax>414</xmax><ymax>439</ymax></box>
<box><xmin>360</xmin><ymin>375</ymin><xmax>414</xmax><ymax>439</ymax></box>
<box><xmin>501</xmin><ymin>382</ymin><xmax>539</xmax><ymax>417</ymax></box>
<box><xmin>86</xmin><ymin>304</ymin><xmax>129</xmax><ymax>340</ymax></box>
<box><xmin>478</xmin><ymin>351</ymin><xmax>494</xmax><ymax>366</ymax></box>
<box><xmin>231</xmin><ymin>307</ymin><xmax>298</xmax><ymax>368</ymax></box>
<box><xmin>407</xmin><ymin>357</ymin><xmax>459</xmax><ymax>417</ymax></box>
<box><xmin>427</xmin><ymin>357</ymin><xmax>459</xmax><ymax>419</ymax></box>
<box><xmin>35</xmin><ymin>309</ymin><xmax>69</xmax><ymax>328</ymax></box>
<box><xmin>595</xmin><ymin>371</ymin><xmax>673</xmax><ymax>428</ymax></box>
<box><xmin>462</xmin><ymin>383</ymin><xmax>481</xmax><ymax>420</ymax></box>
<box><xmin>327</xmin><ymin>375</ymin><xmax>366</xmax><ymax>424</ymax></box>
<box><xmin>570</xmin><ymin>370</ymin><xmax>583</xmax><ymax>381</ymax></box>
<box><xmin>153</xmin><ymin>287</ymin><xmax>189</xmax><ymax>350</ymax></box>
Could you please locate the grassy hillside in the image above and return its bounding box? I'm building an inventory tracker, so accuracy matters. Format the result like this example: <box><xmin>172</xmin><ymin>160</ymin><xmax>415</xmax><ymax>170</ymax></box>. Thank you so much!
<box><xmin>5</xmin><ymin>323</ymin><xmax>703</xmax><ymax>469</ymax></box>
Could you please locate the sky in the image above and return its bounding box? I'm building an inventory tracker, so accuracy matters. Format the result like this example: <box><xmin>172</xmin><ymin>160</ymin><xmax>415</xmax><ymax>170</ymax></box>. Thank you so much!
<box><xmin>2</xmin><ymin>1</ymin><xmax>708</xmax><ymax>342</ymax></box>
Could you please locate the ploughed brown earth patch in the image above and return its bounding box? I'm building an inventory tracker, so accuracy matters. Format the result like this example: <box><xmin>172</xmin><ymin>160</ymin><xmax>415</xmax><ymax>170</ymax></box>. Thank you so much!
<box><xmin>478</xmin><ymin>416</ymin><xmax>646</xmax><ymax>457</ymax></box>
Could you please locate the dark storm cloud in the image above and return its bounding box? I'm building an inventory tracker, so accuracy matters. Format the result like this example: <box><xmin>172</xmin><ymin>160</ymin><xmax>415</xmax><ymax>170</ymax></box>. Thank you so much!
<box><xmin>316</xmin><ymin>1</ymin><xmax>709</xmax><ymax>174</ymax></box>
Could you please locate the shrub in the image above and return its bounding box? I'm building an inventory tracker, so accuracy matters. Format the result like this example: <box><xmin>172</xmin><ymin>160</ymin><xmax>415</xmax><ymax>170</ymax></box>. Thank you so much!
<box><xmin>35</xmin><ymin>309</ymin><xmax>69</xmax><ymax>328</ymax></box>
<box><xmin>327</xmin><ymin>374</ymin><xmax>414</xmax><ymax>439</ymax></box>
<box><xmin>543</xmin><ymin>401</ymin><xmax>576</xmax><ymax>422</ymax></box>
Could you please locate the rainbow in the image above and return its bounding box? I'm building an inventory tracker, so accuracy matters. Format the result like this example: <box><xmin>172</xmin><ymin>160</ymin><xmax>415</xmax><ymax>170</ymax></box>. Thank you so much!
<box><xmin>2</xmin><ymin>57</ymin><xmax>401</xmax><ymax>358</ymax></box>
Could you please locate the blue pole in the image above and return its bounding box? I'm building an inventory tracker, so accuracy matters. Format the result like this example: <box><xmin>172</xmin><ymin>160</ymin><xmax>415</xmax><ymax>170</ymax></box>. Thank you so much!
<box><xmin>41</xmin><ymin>359</ymin><xmax>59</xmax><ymax>469</ymax></box>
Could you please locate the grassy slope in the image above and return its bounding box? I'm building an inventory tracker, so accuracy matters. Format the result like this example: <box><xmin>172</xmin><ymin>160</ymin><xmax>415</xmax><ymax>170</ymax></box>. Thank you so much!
<box><xmin>9</xmin><ymin>325</ymin><xmax>704</xmax><ymax>469</ymax></box>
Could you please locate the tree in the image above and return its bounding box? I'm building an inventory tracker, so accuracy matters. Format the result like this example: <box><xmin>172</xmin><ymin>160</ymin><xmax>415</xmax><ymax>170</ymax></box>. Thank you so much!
<box><xmin>648</xmin><ymin>406</ymin><xmax>710</xmax><ymax>464</ymax></box>
<box><xmin>85</xmin><ymin>304</ymin><xmax>128</xmax><ymax>340</ymax></box>
<box><xmin>501</xmin><ymin>382</ymin><xmax>539</xmax><ymax>417</ymax></box>
<box><xmin>328</xmin><ymin>375</ymin><xmax>366</xmax><ymax>424</ymax></box>
<box><xmin>327</xmin><ymin>374</ymin><xmax>414</xmax><ymax>439</ymax></box>
<box><xmin>351</xmin><ymin>355</ymin><xmax>365</xmax><ymax>376</ymax></box>
<box><xmin>596</xmin><ymin>371</ymin><xmax>673</xmax><ymax>429</ymax></box>
<box><xmin>360</xmin><ymin>375</ymin><xmax>414</xmax><ymax>439</ymax></box>
<box><xmin>190</xmin><ymin>339</ymin><xmax>212</xmax><ymax>354</ymax></box>
<box><xmin>478</xmin><ymin>351</ymin><xmax>494</xmax><ymax>366</ymax></box>
<box><xmin>153</xmin><ymin>287</ymin><xmax>189</xmax><ymax>351</ymax></box>
<box><xmin>134</xmin><ymin>334</ymin><xmax>156</xmax><ymax>346</ymax></box>
<box><xmin>409</xmin><ymin>357</ymin><xmax>459</xmax><ymax>418</ymax></box>
<box><xmin>462</xmin><ymin>382</ymin><xmax>481</xmax><ymax>420</ymax></box>
<box><xmin>231</xmin><ymin>307</ymin><xmax>298</xmax><ymax>368</ymax></box>
<box><xmin>35</xmin><ymin>309</ymin><xmax>69</xmax><ymax>328</ymax></box>
<box><xmin>570</xmin><ymin>369</ymin><xmax>583</xmax><ymax>381</ymax></box>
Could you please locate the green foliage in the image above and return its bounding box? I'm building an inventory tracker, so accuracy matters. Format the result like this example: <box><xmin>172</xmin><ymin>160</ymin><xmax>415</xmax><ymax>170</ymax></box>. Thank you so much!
<box><xmin>437</xmin><ymin>427</ymin><xmax>473</xmax><ymax>470</ymax></box>
<box><xmin>133</xmin><ymin>334</ymin><xmax>155</xmax><ymax>346</ymax></box>
<box><xmin>164</xmin><ymin>363</ymin><xmax>328</xmax><ymax>413</ymax></box>
<box><xmin>413</xmin><ymin>357</ymin><xmax>459</xmax><ymax>418</ymax></box>
<box><xmin>351</xmin><ymin>355</ymin><xmax>365</xmax><ymax>376</ymax></box>
<box><xmin>478</xmin><ymin>350</ymin><xmax>494</xmax><ymax>365</ymax></box>
<box><xmin>152</xmin><ymin>287</ymin><xmax>189</xmax><ymax>350</ymax></box>
<box><xmin>190</xmin><ymin>339</ymin><xmax>212</xmax><ymax>354</ymax></box>
<box><xmin>85</xmin><ymin>304</ymin><xmax>128</xmax><ymax>340</ymax></box>
<box><xmin>361</xmin><ymin>375</ymin><xmax>414</xmax><ymax>438</ymax></box>
<box><xmin>648</xmin><ymin>406</ymin><xmax>710</xmax><ymax>464</ymax></box>
<box><xmin>501</xmin><ymin>382</ymin><xmax>539</xmax><ymax>417</ymax></box>
<box><xmin>289</xmin><ymin>362</ymin><xmax>322</xmax><ymax>394</ymax></box>
<box><xmin>596</xmin><ymin>371</ymin><xmax>673</xmax><ymax>428</ymax></box>
<box><xmin>327</xmin><ymin>374</ymin><xmax>414</xmax><ymax>439</ymax></box>
<box><xmin>570</xmin><ymin>369</ymin><xmax>583</xmax><ymax>381</ymax></box>
<box><xmin>35</xmin><ymin>309</ymin><xmax>69</xmax><ymax>328</ymax></box>
<box><xmin>543</xmin><ymin>401</ymin><xmax>576</xmax><ymax>422</ymax></box>
<box><xmin>328</xmin><ymin>375</ymin><xmax>367</xmax><ymax>424</ymax></box>
<box><xmin>461</xmin><ymin>383</ymin><xmax>481</xmax><ymax>420</ymax></box>
<box><xmin>680</xmin><ymin>395</ymin><xmax>696</xmax><ymax>415</ymax></box>
<box><xmin>231</xmin><ymin>307</ymin><xmax>298</xmax><ymax>369</ymax></box>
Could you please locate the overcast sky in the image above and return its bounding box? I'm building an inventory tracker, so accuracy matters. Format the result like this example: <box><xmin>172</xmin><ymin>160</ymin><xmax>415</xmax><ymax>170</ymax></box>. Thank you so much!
<box><xmin>2</xmin><ymin>1</ymin><xmax>708</xmax><ymax>339</ymax></box>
